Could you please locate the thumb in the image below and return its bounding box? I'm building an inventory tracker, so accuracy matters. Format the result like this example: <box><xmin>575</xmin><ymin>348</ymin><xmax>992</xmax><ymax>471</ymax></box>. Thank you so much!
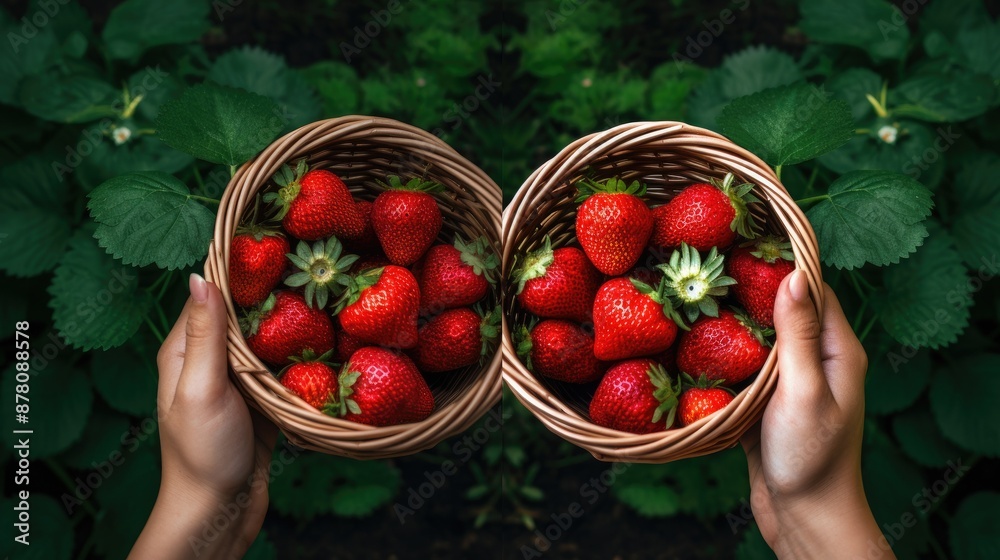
<box><xmin>176</xmin><ymin>274</ymin><xmax>230</xmax><ymax>404</ymax></box>
<box><xmin>773</xmin><ymin>269</ymin><xmax>829</xmax><ymax>401</ymax></box>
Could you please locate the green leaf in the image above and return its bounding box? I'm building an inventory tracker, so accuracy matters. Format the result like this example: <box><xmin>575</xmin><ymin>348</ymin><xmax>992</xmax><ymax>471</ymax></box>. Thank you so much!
<box><xmin>0</xmin><ymin>17</ymin><xmax>60</xmax><ymax>105</ymax></box>
<box><xmin>955</xmin><ymin>22</ymin><xmax>1000</xmax><ymax>79</ymax></box>
<box><xmin>75</xmin><ymin>136</ymin><xmax>195</xmax><ymax>193</ymax></box>
<box><xmin>0</xmin><ymin>495</ymin><xmax>72</xmax><ymax>560</ymax></box>
<box><xmin>0</xmin><ymin>362</ymin><xmax>92</xmax><ymax>458</ymax></box>
<box><xmin>102</xmin><ymin>0</ymin><xmax>209</xmax><ymax>61</ymax></box>
<box><xmin>58</xmin><ymin>406</ymin><xmax>130</xmax><ymax>470</ymax></box>
<box><xmin>18</xmin><ymin>71</ymin><xmax>118</xmax><ymax>123</ymax></box>
<box><xmin>875</xmin><ymin>223</ymin><xmax>972</xmax><ymax>349</ymax></box>
<box><xmin>88</xmin><ymin>171</ymin><xmax>215</xmax><ymax>270</ymax></box>
<box><xmin>94</xmin><ymin>447</ymin><xmax>160</xmax><ymax>559</ymax></box>
<box><xmin>270</xmin><ymin>451</ymin><xmax>401</xmax><ymax>520</ymax></box>
<box><xmin>719</xmin><ymin>82</ymin><xmax>855</xmax><ymax>166</ymax></box>
<box><xmin>892</xmin><ymin>407</ymin><xmax>962</xmax><ymax>467</ymax></box>
<box><xmin>827</xmin><ymin>68</ymin><xmax>883</xmax><ymax>122</ymax></box>
<box><xmin>155</xmin><ymin>82</ymin><xmax>282</xmax><ymax>165</ymax></box>
<box><xmin>91</xmin><ymin>335</ymin><xmax>158</xmax><ymax>416</ymax></box>
<box><xmin>819</xmin><ymin>120</ymin><xmax>947</xmax><ymax>190</ymax></box>
<box><xmin>950</xmin><ymin>492</ymin><xmax>1000</xmax><ymax>560</ymax></box>
<box><xmin>863</xmin><ymin>331</ymin><xmax>931</xmax><ymax>416</ymax></box>
<box><xmin>807</xmin><ymin>170</ymin><xmax>933</xmax><ymax>269</ymax></box>
<box><xmin>648</xmin><ymin>62</ymin><xmax>707</xmax><ymax>121</ymax></box>
<box><xmin>614</xmin><ymin>483</ymin><xmax>680</xmax><ymax>517</ymax></box>
<box><xmin>862</xmin><ymin>439</ymin><xmax>930</xmax><ymax>558</ymax></box>
<box><xmin>799</xmin><ymin>0</ymin><xmax>910</xmax><ymax>61</ymax></box>
<box><xmin>892</xmin><ymin>73</ymin><xmax>997</xmax><ymax>122</ymax></box>
<box><xmin>244</xmin><ymin>531</ymin><xmax>278</xmax><ymax>560</ymax></box>
<box><xmin>735</xmin><ymin>524</ymin><xmax>778</xmax><ymax>560</ymax></box>
<box><xmin>0</xmin><ymin>155</ymin><xmax>73</xmax><ymax>277</ymax></box>
<box><xmin>301</xmin><ymin>61</ymin><xmax>361</xmax><ymax>117</ymax></box>
<box><xmin>930</xmin><ymin>354</ymin><xmax>1000</xmax><ymax>456</ymax></box>
<box><xmin>516</xmin><ymin>28</ymin><xmax>597</xmax><ymax>79</ymax></box>
<box><xmin>950</xmin><ymin>153</ymin><xmax>1000</xmax><ymax>268</ymax></box>
<box><xmin>48</xmin><ymin>228</ymin><xmax>152</xmax><ymax>351</ymax></box>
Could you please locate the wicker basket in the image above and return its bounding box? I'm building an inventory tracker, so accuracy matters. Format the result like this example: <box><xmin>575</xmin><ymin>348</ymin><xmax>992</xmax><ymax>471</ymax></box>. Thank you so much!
<box><xmin>501</xmin><ymin>121</ymin><xmax>825</xmax><ymax>463</ymax></box>
<box><xmin>205</xmin><ymin>116</ymin><xmax>502</xmax><ymax>459</ymax></box>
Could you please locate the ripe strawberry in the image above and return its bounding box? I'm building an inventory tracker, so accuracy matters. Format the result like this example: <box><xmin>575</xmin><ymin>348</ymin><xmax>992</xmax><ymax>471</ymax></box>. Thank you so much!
<box><xmin>515</xmin><ymin>319</ymin><xmax>607</xmax><ymax>384</ymax></box>
<box><xmin>279</xmin><ymin>350</ymin><xmax>338</xmax><ymax>410</ymax></box>
<box><xmin>651</xmin><ymin>173</ymin><xmax>760</xmax><ymax>251</ymax></box>
<box><xmin>326</xmin><ymin>347</ymin><xmax>434</xmax><ymax>426</ymax></box>
<box><xmin>242</xmin><ymin>292</ymin><xmax>336</xmax><ymax>366</ymax></box>
<box><xmin>335</xmin><ymin>265</ymin><xmax>420</xmax><ymax>349</ymax></box>
<box><xmin>264</xmin><ymin>159</ymin><xmax>364</xmax><ymax>241</ymax></box>
<box><xmin>727</xmin><ymin>236</ymin><xmax>796</xmax><ymax>328</ymax></box>
<box><xmin>229</xmin><ymin>227</ymin><xmax>289</xmax><ymax>308</ymax></box>
<box><xmin>413</xmin><ymin>306</ymin><xmax>500</xmax><ymax>372</ymax></box>
<box><xmin>592</xmin><ymin>277</ymin><xmax>683</xmax><ymax>361</ymax></box>
<box><xmin>334</xmin><ymin>327</ymin><xmax>367</xmax><ymax>365</ymax></box>
<box><xmin>283</xmin><ymin>237</ymin><xmax>359</xmax><ymax>309</ymax></box>
<box><xmin>656</xmin><ymin>243</ymin><xmax>735</xmax><ymax>324</ymax></box>
<box><xmin>372</xmin><ymin>176</ymin><xmax>444</xmax><ymax>266</ymax></box>
<box><xmin>589</xmin><ymin>359</ymin><xmax>680</xmax><ymax>433</ymax></box>
<box><xmin>418</xmin><ymin>236</ymin><xmax>498</xmax><ymax>314</ymax></box>
<box><xmin>678</xmin><ymin>375</ymin><xmax>734</xmax><ymax>426</ymax></box>
<box><xmin>574</xmin><ymin>177</ymin><xmax>654</xmax><ymax>275</ymax></box>
<box><xmin>345</xmin><ymin>199</ymin><xmax>380</xmax><ymax>253</ymax></box>
<box><xmin>511</xmin><ymin>237</ymin><xmax>601</xmax><ymax>324</ymax></box>
<box><xmin>676</xmin><ymin>309</ymin><xmax>772</xmax><ymax>385</ymax></box>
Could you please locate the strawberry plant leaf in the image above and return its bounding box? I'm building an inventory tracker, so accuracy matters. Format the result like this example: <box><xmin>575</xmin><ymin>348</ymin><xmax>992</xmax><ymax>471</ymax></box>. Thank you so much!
<box><xmin>955</xmin><ymin>21</ymin><xmax>1000</xmax><ymax>79</ymax></box>
<box><xmin>892</xmin><ymin>406</ymin><xmax>962</xmax><ymax>468</ymax></box>
<box><xmin>58</xmin><ymin>405</ymin><xmax>130</xmax><ymax>470</ymax></box>
<box><xmin>807</xmin><ymin>170</ymin><xmax>933</xmax><ymax>269</ymax></box>
<box><xmin>931</xmin><ymin>354</ymin><xmax>1000</xmax><ymax>456</ymax></box>
<box><xmin>827</xmin><ymin>68</ymin><xmax>882</xmax><ymax>122</ymax></box>
<box><xmin>88</xmin><ymin>171</ymin><xmax>216</xmax><ymax>270</ymax></box>
<box><xmin>93</xmin><ymin>447</ymin><xmax>160</xmax><ymax>559</ymax></box>
<box><xmin>101</xmin><ymin>0</ymin><xmax>209</xmax><ymax>61</ymax></box>
<box><xmin>818</xmin><ymin>120</ymin><xmax>946</xmax><ymax>190</ymax></box>
<box><xmin>0</xmin><ymin>16</ymin><xmax>60</xmax><ymax>106</ymax></box>
<box><xmin>300</xmin><ymin>61</ymin><xmax>361</xmax><ymax>117</ymax></box>
<box><xmin>18</xmin><ymin>71</ymin><xmax>118</xmax><ymax>123</ymax></box>
<box><xmin>863</xmin><ymin>332</ymin><xmax>930</xmax><ymax>416</ymax></box>
<box><xmin>875</xmin><ymin>223</ymin><xmax>972</xmax><ymax>349</ymax></box>
<box><xmin>244</xmin><ymin>531</ymin><xmax>278</xmax><ymax>560</ymax></box>
<box><xmin>718</xmin><ymin>82</ymin><xmax>855</xmax><ymax>166</ymax></box>
<box><xmin>950</xmin><ymin>492</ymin><xmax>1000</xmax><ymax>560</ymax></box>
<box><xmin>648</xmin><ymin>62</ymin><xmax>707</xmax><ymax>121</ymax></box>
<box><xmin>892</xmin><ymin>72</ymin><xmax>996</xmax><ymax>123</ymax></box>
<box><xmin>950</xmin><ymin>153</ymin><xmax>1000</xmax><ymax>268</ymax></box>
<box><xmin>0</xmin><ymin>495</ymin><xmax>72</xmax><ymax>560</ymax></box>
<box><xmin>91</xmin><ymin>334</ymin><xmax>158</xmax><ymax>416</ymax></box>
<box><xmin>1</xmin><ymin>361</ymin><xmax>92</xmax><ymax>458</ymax></box>
<box><xmin>862</xmin><ymin>439</ymin><xmax>930</xmax><ymax>557</ymax></box>
<box><xmin>48</xmin><ymin>228</ymin><xmax>153</xmax><ymax>351</ymax></box>
<box><xmin>76</xmin><ymin>137</ymin><xmax>195</xmax><ymax>193</ymax></box>
<box><xmin>155</xmin><ymin>83</ymin><xmax>283</xmax><ymax>166</ymax></box>
<box><xmin>0</xmin><ymin>155</ymin><xmax>73</xmax><ymax>277</ymax></box>
<box><xmin>799</xmin><ymin>0</ymin><xmax>909</xmax><ymax>61</ymax></box>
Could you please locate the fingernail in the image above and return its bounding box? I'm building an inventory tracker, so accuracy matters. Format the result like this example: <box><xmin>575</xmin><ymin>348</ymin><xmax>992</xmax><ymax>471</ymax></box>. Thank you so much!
<box><xmin>789</xmin><ymin>269</ymin><xmax>809</xmax><ymax>302</ymax></box>
<box><xmin>190</xmin><ymin>273</ymin><xmax>209</xmax><ymax>303</ymax></box>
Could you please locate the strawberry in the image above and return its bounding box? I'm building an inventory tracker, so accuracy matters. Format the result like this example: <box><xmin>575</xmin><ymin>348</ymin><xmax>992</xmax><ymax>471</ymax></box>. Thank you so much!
<box><xmin>335</xmin><ymin>265</ymin><xmax>420</xmax><ymax>349</ymax></box>
<box><xmin>511</xmin><ymin>237</ymin><xmax>601</xmax><ymax>324</ymax></box>
<box><xmin>589</xmin><ymin>359</ymin><xmax>681</xmax><ymax>434</ymax></box>
<box><xmin>656</xmin><ymin>243</ymin><xmax>735</xmax><ymax>323</ymax></box>
<box><xmin>345</xmin><ymin>199</ymin><xmax>380</xmax><ymax>254</ymax></box>
<box><xmin>334</xmin><ymin>327</ymin><xmax>367</xmax><ymax>365</ymax></box>
<box><xmin>676</xmin><ymin>309</ymin><xmax>772</xmax><ymax>385</ymax></box>
<box><xmin>650</xmin><ymin>173</ymin><xmax>760</xmax><ymax>251</ymax></box>
<box><xmin>418</xmin><ymin>236</ymin><xmax>498</xmax><ymax>315</ymax></box>
<box><xmin>574</xmin><ymin>177</ymin><xmax>654</xmax><ymax>275</ymax></box>
<box><xmin>283</xmin><ymin>237</ymin><xmax>359</xmax><ymax>309</ymax></box>
<box><xmin>279</xmin><ymin>350</ymin><xmax>338</xmax><ymax>410</ymax></box>
<box><xmin>264</xmin><ymin>159</ymin><xmax>364</xmax><ymax>241</ymax></box>
<box><xmin>727</xmin><ymin>236</ymin><xmax>796</xmax><ymax>328</ymax></box>
<box><xmin>677</xmin><ymin>375</ymin><xmax>734</xmax><ymax>426</ymax></box>
<box><xmin>592</xmin><ymin>277</ymin><xmax>683</xmax><ymax>361</ymax></box>
<box><xmin>242</xmin><ymin>292</ymin><xmax>336</xmax><ymax>366</ymax></box>
<box><xmin>372</xmin><ymin>176</ymin><xmax>444</xmax><ymax>266</ymax></box>
<box><xmin>413</xmin><ymin>306</ymin><xmax>500</xmax><ymax>372</ymax></box>
<box><xmin>515</xmin><ymin>319</ymin><xmax>607</xmax><ymax>384</ymax></box>
<box><xmin>229</xmin><ymin>226</ymin><xmax>289</xmax><ymax>308</ymax></box>
<box><xmin>326</xmin><ymin>347</ymin><xmax>434</xmax><ymax>426</ymax></box>
<box><xmin>351</xmin><ymin>253</ymin><xmax>392</xmax><ymax>274</ymax></box>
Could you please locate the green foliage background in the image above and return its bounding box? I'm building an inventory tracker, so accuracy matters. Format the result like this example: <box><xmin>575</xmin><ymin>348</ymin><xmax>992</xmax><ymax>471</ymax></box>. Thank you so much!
<box><xmin>0</xmin><ymin>0</ymin><xmax>998</xmax><ymax>558</ymax></box>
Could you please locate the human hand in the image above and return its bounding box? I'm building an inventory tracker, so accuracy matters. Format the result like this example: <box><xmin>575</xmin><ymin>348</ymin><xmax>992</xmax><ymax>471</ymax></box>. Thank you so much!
<box><xmin>130</xmin><ymin>274</ymin><xmax>278</xmax><ymax>560</ymax></box>
<box><xmin>740</xmin><ymin>270</ymin><xmax>890</xmax><ymax>559</ymax></box>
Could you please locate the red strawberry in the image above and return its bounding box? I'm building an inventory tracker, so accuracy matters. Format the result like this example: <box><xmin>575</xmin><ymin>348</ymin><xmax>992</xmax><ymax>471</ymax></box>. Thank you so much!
<box><xmin>627</xmin><ymin>265</ymin><xmax>662</xmax><ymax>288</ymax></box>
<box><xmin>372</xmin><ymin>176</ymin><xmax>443</xmax><ymax>266</ymax></box>
<box><xmin>345</xmin><ymin>199</ymin><xmax>380</xmax><ymax>253</ymax></box>
<box><xmin>283</xmin><ymin>237</ymin><xmax>358</xmax><ymax>309</ymax></box>
<box><xmin>418</xmin><ymin>237</ymin><xmax>498</xmax><ymax>315</ymax></box>
<box><xmin>592</xmin><ymin>277</ymin><xmax>683</xmax><ymax>361</ymax></box>
<box><xmin>678</xmin><ymin>376</ymin><xmax>734</xmax><ymax>426</ymax></box>
<box><xmin>334</xmin><ymin>327</ymin><xmax>367</xmax><ymax>364</ymax></box>
<box><xmin>229</xmin><ymin>227</ymin><xmax>289</xmax><ymax>308</ymax></box>
<box><xmin>575</xmin><ymin>178</ymin><xmax>654</xmax><ymax>275</ymax></box>
<box><xmin>515</xmin><ymin>319</ymin><xmax>607</xmax><ymax>384</ymax></box>
<box><xmin>727</xmin><ymin>236</ymin><xmax>796</xmax><ymax>328</ymax></box>
<box><xmin>676</xmin><ymin>309</ymin><xmax>772</xmax><ymax>385</ymax></box>
<box><xmin>264</xmin><ymin>159</ymin><xmax>364</xmax><ymax>241</ymax></box>
<box><xmin>279</xmin><ymin>350</ymin><xmax>338</xmax><ymax>410</ymax></box>
<box><xmin>511</xmin><ymin>237</ymin><xmax>601</xmax><ymax>324</ymax></box>
<box><xmin>589</xmin><ymin>359</ymin><xmax>680</xmax><ymax>433</ymax></box>
<box><xmin>351</xmin><ymin>253</ymin><xmax>392</xmax><ymax>274</ymax></box>
<box><xmin>657</xmin><ymin>243</ymin><xmax>735</xmax><ymax>324</ymax></box>
<box><xmin>326</xmin><ymin>347</ymin><xmax>434</xmax><ymax>426</ymax></box>
<box><xmin>413</xmin><ymin>306</ymin><xmax>500</xmax><ymax>372</ymax></box>
<box><xmin>650</xmin><ymin>173</ymin><xmax>760</xmax><ymax>251</ymax></box>
<box><xmin>335</xmin><ymin>265</ymin><xmax>420</xmax><ymax>349</ymax></box>
<box><xmin>242</xmin><ymin>292</ymin><xmax>336</xmax><ymax>366</ymax></box>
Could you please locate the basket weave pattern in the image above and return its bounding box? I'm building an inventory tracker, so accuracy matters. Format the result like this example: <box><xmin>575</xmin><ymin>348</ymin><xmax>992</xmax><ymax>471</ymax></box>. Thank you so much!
<box><xmin>501</xmin><ymin>122</ymin><xmax>825</xmax><ymax>463</ymax></box>
<box><xmin>205</xmin><ymin>116</ymin><xmax>502</xmax><ymax>459</ymax></box>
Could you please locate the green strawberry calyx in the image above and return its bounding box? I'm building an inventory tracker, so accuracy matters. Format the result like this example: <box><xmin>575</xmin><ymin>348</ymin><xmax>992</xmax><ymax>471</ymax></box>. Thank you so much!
<box><xmin>457</xmin><ymin>235</ymin><xmax>499</xmax><ymax>285</ymax></box>
<box><xmin>263</xmin><ymin>158</ymin><xmax>310</xmax><ymax>220</ymax></box>
<box><xmin>656</xmin><ymin>243</ymin><xmax>736</xmax><ymax>324</ymax></box>
<box><xmin>378</xmin><ymin>175</ymin><xmax>446</xmax><ymax>193</ymax></box>
<box><xmin>732</xmin><ymin>307</ymin><xmax>775</xmax><ymax>348</ymax></box>
<box><xmin>681</xmin><ymin>372</ymin><xmax>736</xmax><ymax>394</ymax></box>
<box><xmin>331</xmin><ymin>266</ymin><xmax>383</xmax><ymax>314</ymax></box>
<box><xmin>323</xmin><ymin>366</ymin><xmax>363</xmax><ymax>417</ymax></box>
<box><xmin>741</xmin><ymin>235</ymin><xmax>794</xmax><ymax>264</ymax></box>
<box><xmin>279</xmin><ymin>348</ymin><xmax>338</xmax><ymax>377</ymax></box>
<box><xmin>513</xmin><ymin>319</ymin><xmax>538</xmax><ymax>371</ymax></box>
<box><xmin>575</xmin><ymin>176</ymin><xmax>647</xmax><ymax>203</ymax></box>
<box><xmin>238</xmin><ymin>292</ymin><xmax>277</xmax><ymax>337</ymax></box>
<box><xmin>631</xmin><ymin>277</ymin><xmax>690</xmax><ymax>331</ymax></box>
<box><xmin>648</xmin><ymin>363</ymin><xmax>682</xmax><ymax>429</ymax></box>
<box><xmin>710</xmin><ymin>172</ymin><xmax>762</xmax><ymax>239</ymax></box>
<box><xmin>234</xmin><ymin>221</ymin><xmax>284</xmax><ymax>243</ymax></box>
<box><xmin>285</xmin><ymin>237</ymin><xmax>359</xmax><ymax>310</ymax></box>
<box><xmin>478</xmin><ymin>304</ymin><xmax>502</xmax><ymax>359</ymax></box>
<box><xmin>511</xmin><ymin>236</ymin><xmax>555</xmax><ymax>294</ymax></box>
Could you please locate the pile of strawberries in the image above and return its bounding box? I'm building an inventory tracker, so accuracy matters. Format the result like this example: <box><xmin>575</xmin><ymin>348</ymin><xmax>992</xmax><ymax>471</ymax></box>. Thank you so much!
<box><xmin>229</xmin><ymin>159</ymin><xmax>499</xmax><ymax>427</ymax></box>
<box><xmin>512</xmin><ymin>173</ymin><xmax>794</xmax><ymax>433</ymax></box>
